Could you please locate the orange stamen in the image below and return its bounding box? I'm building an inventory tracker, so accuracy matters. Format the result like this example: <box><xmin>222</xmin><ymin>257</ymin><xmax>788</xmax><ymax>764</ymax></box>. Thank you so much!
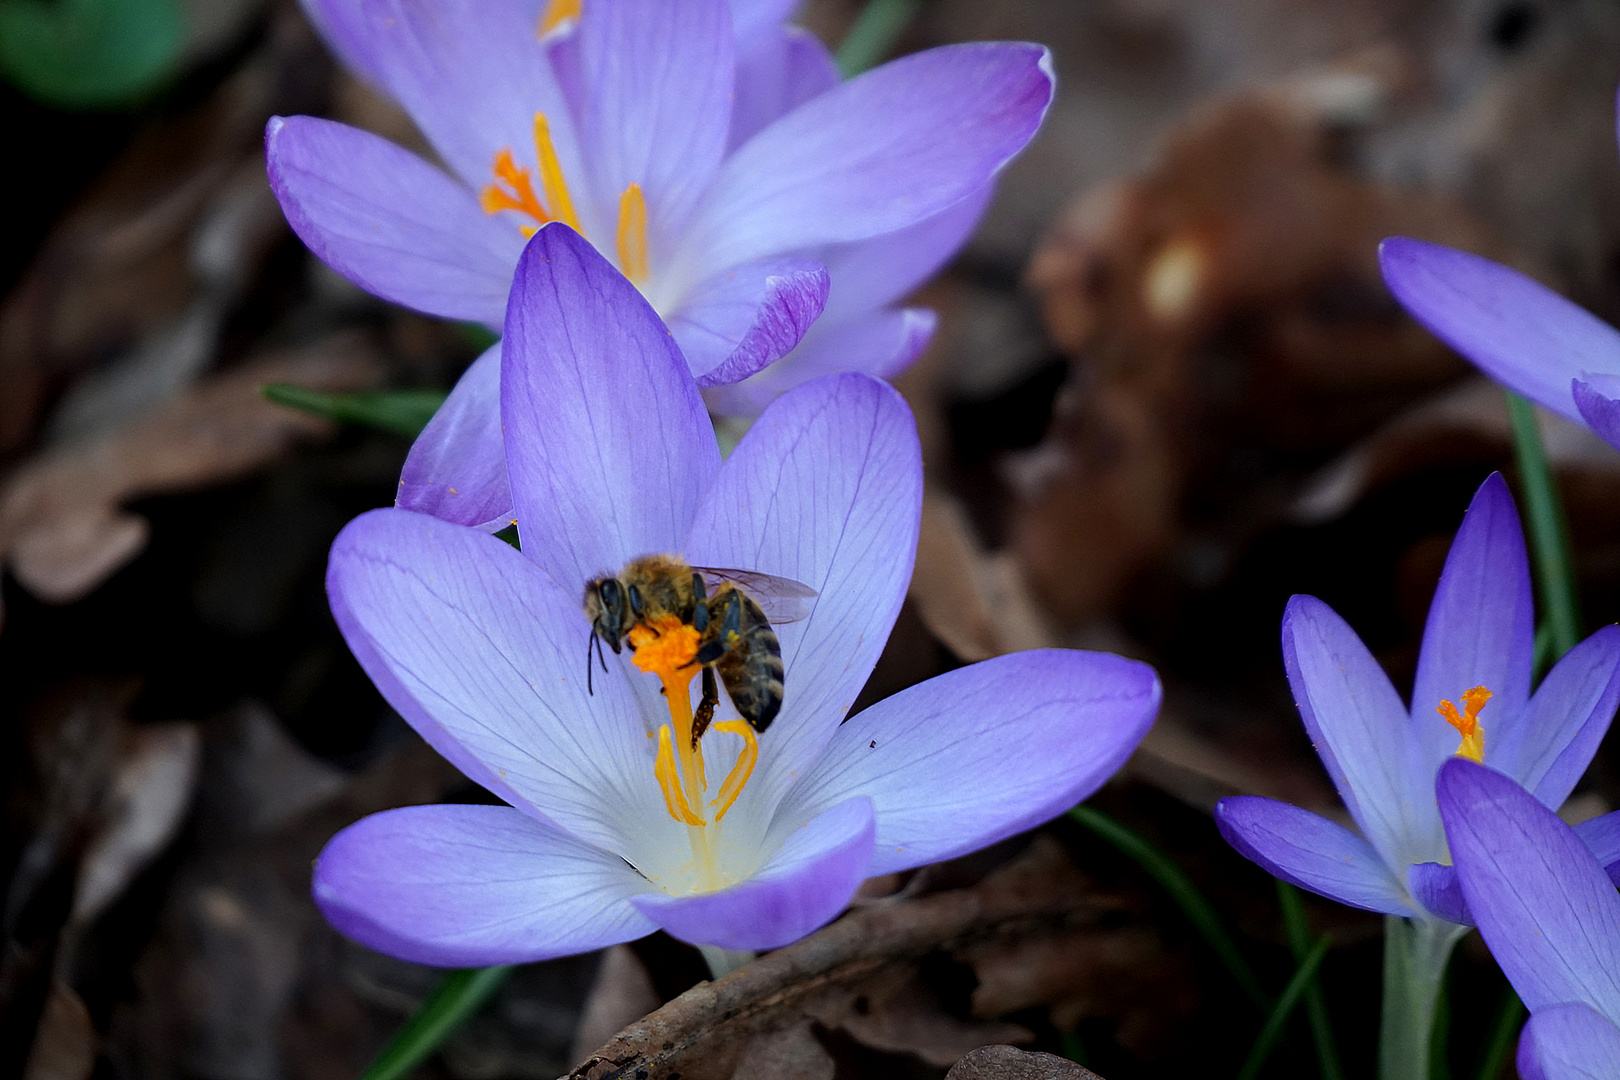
<box><xmin>617</xmin><ymin>183</ymin><xmax>648</xmax><ymax>282</ymax></box>
<box><xmin>538</xmin><ymin>0</ymin><xmax>581</xmax><ymax>35</ymax></box>
<box><xmin>1437</xmin><ymin>685</ymin><xmax>1491</xmax><ymax>763</ymax></box>
<box><xmin>533</xmin><ymin>114</ymin><xmax>580</xmax><ymax>232</ymax></box>
<box><xmin>709</xmin><ymin>720</ymin><xmax>758</xmax><ymax>822</ymax></box>
<box><xmin>654</xmin><ymin>726</ymin><xmax>704</xmax><ymax>826</ymax></box>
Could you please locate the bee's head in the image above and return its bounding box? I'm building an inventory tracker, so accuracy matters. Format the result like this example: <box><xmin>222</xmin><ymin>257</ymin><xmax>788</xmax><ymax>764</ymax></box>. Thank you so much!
<box><xmin>583</xmin><ymin>576</ymin><xmax>626</xmax><ymax>653</ymax></box>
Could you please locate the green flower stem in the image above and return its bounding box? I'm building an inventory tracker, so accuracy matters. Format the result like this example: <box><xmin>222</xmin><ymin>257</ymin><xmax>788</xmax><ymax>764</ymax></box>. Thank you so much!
<box><xmin>1060</xmin><ymin>1029</ymin><xmax>1089</xmax><ymax>1065</ymax></box>
<box><xmin>836</xmin><ymin>0</ymin><xmax>924</xmax><ymax>77</ymax></box>
<box><xmin>699</xmin><ymin>945</ymin><xmax>754</xmax><ymax>979</ymax></box>
<box><xmin>1505</xmin><ymin>391</ymin><xmax>1581</xmax><ymax>658</ymax></box>
<box><xmin>1068</xmin><ymin>805</ymin><xmax>1269</xmax><ymax>1012</ymax></box>
<box><xmin>1532</xmin><ymin>621</ymin><xmax>1555</xmax><ymax>682</ymax></box>
<box><xmin>1472</xmin><ymin>984</ymin><xmax>1525</xmax><ymax>1080</ymax></box>
<box><xmin>359</xmin><ymin>965</ymin><xmax>514</xmax><ymax>1080</ymax></box>
<box><xmin>1380</xmin><ymin>917</ymin><xmax>1466</xmax><ymax>1080</ymax></box>
<box><xmin>1277</xmin><ymin>882</ymin><xmax>1344</xmax><ymax>1080</ymax></box>
<box><xmin>1235</xmin><ymin>937</ymin><xmax>1331</xmax><ymax>1080</ymax></box>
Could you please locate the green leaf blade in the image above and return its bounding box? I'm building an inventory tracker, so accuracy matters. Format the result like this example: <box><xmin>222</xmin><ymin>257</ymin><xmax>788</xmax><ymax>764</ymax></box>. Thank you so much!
<box><xmin>261</xmin><ymin>384</ymin><xmax>447</xmax><ymax>438</ymax></box>
<box><xmin>360</xmin><ymin>966</ymin><xmax>514</xmax><ymax>1080</ymax></box>
<box><xmin>0</xmin><ymin>0</ymin><xmax>183</xmax><ymax>108</ymax></box>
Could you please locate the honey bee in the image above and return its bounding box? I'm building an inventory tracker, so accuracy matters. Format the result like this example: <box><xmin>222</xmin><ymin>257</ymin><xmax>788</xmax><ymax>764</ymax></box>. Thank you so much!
<box><xmin>583</xmin><ymin>555</ymin><xmax>816</xmax><ymax>742</ymax></box>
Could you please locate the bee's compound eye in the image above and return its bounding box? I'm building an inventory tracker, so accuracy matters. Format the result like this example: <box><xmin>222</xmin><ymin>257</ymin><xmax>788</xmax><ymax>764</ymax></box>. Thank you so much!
<box><xmin>598</xmin><ymin>579</ymin><xmax>622</xmax><ymax>609</ymax></box>
<box><xmin>627</xmin><ymin>584</ymin><xmax>645</xmax><ymax>617</ymax></box>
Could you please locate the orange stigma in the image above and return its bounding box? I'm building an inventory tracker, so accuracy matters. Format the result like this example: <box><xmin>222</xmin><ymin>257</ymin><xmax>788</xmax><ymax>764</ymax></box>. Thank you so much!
<box><xmin>1437</xmin><ymin>685</ymin><xmax>1491</xmax><ymax>763</ymax></box>
<box><xmin>480</xmin><ymin>113</ymin><xmax>580</xmax><ymax>236</ymax></box>
<box><xmin>630</xmin><ymin>617</ymin><xmax>757</xmax><ymax>830</ymax></box>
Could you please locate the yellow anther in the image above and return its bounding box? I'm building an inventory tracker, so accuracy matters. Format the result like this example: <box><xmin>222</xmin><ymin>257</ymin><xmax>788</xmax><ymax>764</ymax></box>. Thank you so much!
<box><xmin>538</xmin><ymin>0</ymin><xmax>580</xmax><ymax>35</ymax></box>
<box><xmin>617</xmin><ymin>183</ymin><xmax>649</xmax><ymax>283</ymax></box>
<box><xmin>533</xmin><ymin>113</ymin><xmax>580</xmax><ymax>232</ymax></box>
<box><xmin>1437</xmin><ymin>685</ymin><xmax>1491</xmax><ymax>763</ymax></box>
<box><xmin>709</xmin><ymin>720</ymin><xmax>758</xmax><ymax>822</ymax></box>
<box><xmin>629</xmin><ymin>617</ymin><xmax>760</xmax><ymax>832</ymax></box>
<box><xmin>655</xmin><ymin>725</ymin><xmax>704</xmax><ymax>826</ymax></box>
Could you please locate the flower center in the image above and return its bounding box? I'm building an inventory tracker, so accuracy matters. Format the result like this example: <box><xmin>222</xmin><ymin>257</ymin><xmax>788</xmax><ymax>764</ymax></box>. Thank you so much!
<box><xmin>480</xmin><ymin>115</ymin><xmax>651</xmax><ymax>283</ymax></box>
<box><xmin>1436</xmin><ymin>685</ymin><xmax>1490</xmax><ymax>763</ymax></box>
<box><xmin>628</xmin><ymin>615</ymin><xmax>758</xmax><ymax>831</ymax></box>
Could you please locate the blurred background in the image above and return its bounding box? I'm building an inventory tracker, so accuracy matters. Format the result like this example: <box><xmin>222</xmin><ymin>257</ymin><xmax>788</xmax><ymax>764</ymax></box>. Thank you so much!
<box><xmin>5</xmin><ymin>0</ymin><xmax>1620</xmax><ymax>1077</ymax></box>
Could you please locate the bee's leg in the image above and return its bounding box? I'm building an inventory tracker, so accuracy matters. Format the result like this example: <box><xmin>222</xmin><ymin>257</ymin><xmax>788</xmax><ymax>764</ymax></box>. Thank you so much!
<box><xmin>694</xmin><ymin>594</ymin><xmax>734</xmax><ymax>666</ymax></box>
<box><xmin>693</xmin><ymin>666</ymin><xmax>719</xmax><ymax>747</ymax></box>
<box><xmin>586</xmin><ymin>633</ymin><xmax>599</xmax><ymax>696</ymax></box>
<box><xmin>586</xmin><ymin>632</ymin><xmax>614</xmax><ymax>696</ymax></box>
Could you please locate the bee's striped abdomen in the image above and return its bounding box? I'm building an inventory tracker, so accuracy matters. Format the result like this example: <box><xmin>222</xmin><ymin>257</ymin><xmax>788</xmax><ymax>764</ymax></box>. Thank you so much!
<box><xmin>711</xmin><ymin>588</ymin><xmax>785</xmax><ymax>732</ymax></box>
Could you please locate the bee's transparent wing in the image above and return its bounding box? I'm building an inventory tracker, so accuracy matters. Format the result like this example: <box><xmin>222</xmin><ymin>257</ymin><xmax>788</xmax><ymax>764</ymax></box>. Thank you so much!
<box><xmin>691</xmin><ymin>566</ymin><xmax>818</xmax><ymax>624</ymax></box>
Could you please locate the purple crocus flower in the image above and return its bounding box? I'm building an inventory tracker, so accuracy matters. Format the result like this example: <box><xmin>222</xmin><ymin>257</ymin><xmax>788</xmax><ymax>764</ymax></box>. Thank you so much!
<box><xmin>1437</xmin><ymin>759</ymin><xmax>1620</xmax><ymax>1080</ymax></box>
<box><xmin>313</xmin><ymin>223</ymin><xmax>1160</xmax><ymax>964</ymax></box>
<box><xmin>1378</xmin><ymin>96</ymin><xmax>1620</xmax><ymax>454</ymax></box>
<box><xmin>271</xmin><ymin>0</ymin><xmax>1047</xmax><ymax>388</ymax></box>
<box><xmin>278</xmin><ymin>0</ymin><xmax>1045</xmax><ymax>528</ymax></box>
<box><xmin>1216</xmin><ymin>473</ymin><xmax>1620</xmax><ymax>923</ymax></box>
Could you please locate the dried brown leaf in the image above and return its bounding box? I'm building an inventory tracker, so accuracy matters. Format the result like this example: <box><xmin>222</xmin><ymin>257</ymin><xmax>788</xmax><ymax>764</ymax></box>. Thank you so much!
<box><xmin>831</xmin><ymin>967</ymin><xmax>1032</xmax><ymax>1068</ymax></box>
<box><xmin>945</xmin><ymin>1045</ymin><xmax>1104</xmax><ymax>1080</ymax></box>
<box><xmin>570</xmin><ymin>946</ymin><xmax>662</xmax><ymax>1066</ymax></box>
<box><xmin>910</xmin><ymin>489</ymin><xmax>1056</xmax><ymax>662</ymax></box>
<box><xmin>22</xmin><ymin>982</ymin><xmax>95</xmax><ymax>1080</ymax></box>
<box><xmin>1292</xmin><ymin>378</ymin><xmax>1620</xmax><ymax>525</ymax></box>
<box><xmin>0</xmin><ymin>18</ymin><xmax>315</xmax><ymax>457</ymax></box>
<box><xmin>1016</xmin><ymin>73</ymin><xmax>1495</xmax><ymax>627</ymax></box>
<box><xmin>565</xmin><ymin>840</ymin><xmax>1149</xmax><ymax>1080</ymax></box>
<box><xmin>0</xmin><ymin>335</ymin><xmax>382</xmax><ymax>609</ymax></box>
<box><xmin>71</xmin><ymin>722</ymin><xmax>201</xmax><ymax>927</ymax></box>
<box><xmin>727</xmin><ymin>1019</ymin><xmax>835</xmax><ymax>1080</ymax></box>
<box><xmin>953</xmin><ymin>838</ymin><xmax>1195</xmax><ymax>1055</ymax></box>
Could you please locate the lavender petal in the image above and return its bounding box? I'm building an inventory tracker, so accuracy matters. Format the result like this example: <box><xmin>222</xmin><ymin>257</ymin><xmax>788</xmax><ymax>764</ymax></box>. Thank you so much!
<box><xmin>631</xmin><ymin>796</ymin><xmax>875</xmax><ymax>950</ymax></box>
<box><xmin>501</xmin><ymin>224</ymin><xmax>719</xmax><ymax>587</ymax></box>
<box><xmin>314</xmin><ymin>804</ymin><xmax>653</xmax><ymax>967</ymax></box>
<box><xmin>1215</xmin><ymin>795</ymin><xmax>1418</xmax><ymax>916</ymax></box>
<box><xmin>782</xmin><ymin>649</ymin><xmax>1160</xmax><ymax>876</ymax></box>
<box><xmin>397</xmin><ymin>343</ymin><xmax>512</xmax><ymax>530</ymax></box>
